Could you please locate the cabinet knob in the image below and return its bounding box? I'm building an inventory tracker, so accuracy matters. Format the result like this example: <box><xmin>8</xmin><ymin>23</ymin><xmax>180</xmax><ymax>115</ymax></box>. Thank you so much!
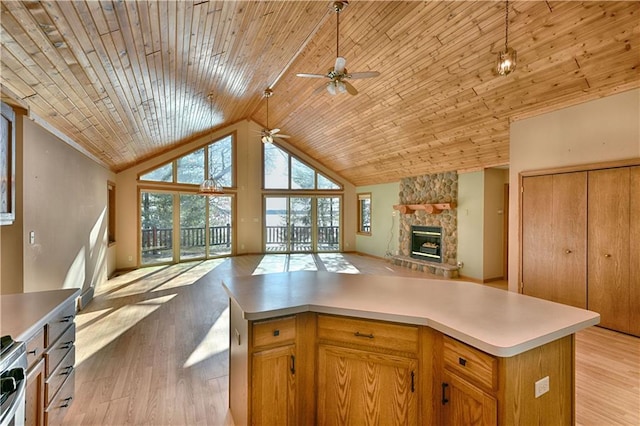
<box><xmin>604</xmin><ymin>254</ymin><xmax>612</xmax><ymax>258</ymax></box>
<box><xmin>565</xmin><ymin>249</ymin><xmax>572</xmax><ymax>254</ymax></box>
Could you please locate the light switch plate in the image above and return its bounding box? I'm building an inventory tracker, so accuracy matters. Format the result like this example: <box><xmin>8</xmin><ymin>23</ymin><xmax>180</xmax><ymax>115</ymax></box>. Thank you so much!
<box><xmin>535</xmin><ymin>376</ymin><xmax>550</xmax><ymax>398</ymax></box>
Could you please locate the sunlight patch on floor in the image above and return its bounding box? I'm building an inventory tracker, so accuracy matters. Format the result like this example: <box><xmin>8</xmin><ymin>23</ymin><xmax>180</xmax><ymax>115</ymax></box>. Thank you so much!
<box><xmin>184</xmin><ymin>306</ymin><xmax>230</xmax><ymax>368</ymax></box>
<box><xmin>75</xmin><ymin>294</ymin><xmax>176</xmax><ymax>365</ymax></box>
<box><xmin>107</xmin><ymin>263</ymin><xmax>195</xmax><ymax>299</ymax></box>
<box><xmin>154</xmin><ymin>258</ymin><xmax>226</xmax><ymax>292</ymax></box>
<box><xmin>252</xmin><ymin>254</ymin><xmax>319</xmax><ymax>275</ymax></box>
<box><xmin>318</xmin><ymin>253</ymin><xmax>360</xmax><ymax>273</ymax></box>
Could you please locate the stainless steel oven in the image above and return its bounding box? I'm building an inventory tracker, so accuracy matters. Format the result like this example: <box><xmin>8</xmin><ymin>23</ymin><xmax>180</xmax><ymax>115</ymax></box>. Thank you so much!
<box><xmin>1</xmin><ymin>335</ymin><xmax>27</xmax><ymax>426</ymax></box>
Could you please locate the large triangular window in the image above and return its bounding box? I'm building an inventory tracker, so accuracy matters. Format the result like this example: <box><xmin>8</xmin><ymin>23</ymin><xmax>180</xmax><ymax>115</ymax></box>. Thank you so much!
<box><xmin>263</xmin><ymin>143</ymin><xmax>341</xmax><ymax>190</ymax></box>
<box><xmin>140</xmin><ymin>134</ymin><xmax>234</xmax><ymax>188</ymax></box>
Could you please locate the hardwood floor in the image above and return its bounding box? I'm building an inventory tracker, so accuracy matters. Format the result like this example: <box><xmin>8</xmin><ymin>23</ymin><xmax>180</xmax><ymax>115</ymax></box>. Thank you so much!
<box><xmin>62</xmin><ymin>254</ymin><xmax>639</xmax><ymax>425</ymax></box>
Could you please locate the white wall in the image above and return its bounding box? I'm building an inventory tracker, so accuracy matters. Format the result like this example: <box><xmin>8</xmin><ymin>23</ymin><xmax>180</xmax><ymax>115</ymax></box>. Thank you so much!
<box><xmin>483</xmin><ymin>168</ymin><xmax>508</xmax><ymax>281</ymax></box>
<box><xmin>509</xmin><ymin>88</ymin><xmax>640</xmax><ymax>292</ymax></box>
<box><xmin>20</xmin><ymin>118</ymin><xmax>114</xmax><ymax>293</ymax></box>
<box><xmin>457</xmin><ymin>171</ymin><xmax>484</xmax><ymax>280</ymax></box>
<box><xmin>354</xmin><ymin>182</ymin><xmax>399</xmax><ymax>258</ymax></box>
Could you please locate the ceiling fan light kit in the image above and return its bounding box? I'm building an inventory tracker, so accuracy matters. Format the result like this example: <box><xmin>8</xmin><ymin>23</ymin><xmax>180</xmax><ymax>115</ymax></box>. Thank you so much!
<box><xmin>496</xmin><ymin>0</ymin><xmax>517</xmax><ymax>76</ymax></box>
<box><xmin>260</xmin><ymin>89</ymin><xmax>290</xmax><ymax>144</ymax></box>
<box><xmin>296</xmin><ymin>0</ymin><xmax>380</xmax><ymax>95</ymax></box>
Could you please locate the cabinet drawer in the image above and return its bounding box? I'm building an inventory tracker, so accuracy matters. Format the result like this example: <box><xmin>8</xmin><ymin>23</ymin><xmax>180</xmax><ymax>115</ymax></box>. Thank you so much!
<box><xmin>45</xmin><ymin>369</ymin><xmax>75</xmax><ymax>426</ymax></box>
<box><xmin>443</xmin><ymin>336</ymin><xmax>498</xmax><ymax>392</ymax></box>
<box><xmin>45</xmin><ymin>347</ymin><xmax>75</xmax><ymax>405</ymax></box>
<box><xmin>26</xmin><ymin>328</ymin><xmax>45</xmax><ymax>369</ymax></box>
<box><xmin>317</xmin><ymin>315</ymin><xmax>419</xmax><ymax>353</ymax></box>
<box><xmin>45</xmin><ymin>323</ymin><xmax>75</xmax><ymax>376</ymax></box>
<box><xmin>45</xmin><ymin>302</ymin><xmax>75</xmax><ymax>347</ymax></box>
<box><xmin>252</xmin><ymin>316</ymin><xmax>296</xmax><ymax>348</ymax></box>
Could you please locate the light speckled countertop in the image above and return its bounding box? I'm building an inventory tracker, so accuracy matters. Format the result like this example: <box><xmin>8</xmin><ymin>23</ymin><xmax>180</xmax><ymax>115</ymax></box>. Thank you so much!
<box><xmin>223</xmin><ymin>271</ymin><xmax>599</xmax><ymax>357</ymax></box>
<box><xmin>0</xmin><ymin>289</ymin><xmax>79</xmax><ymax>341</ymax></box>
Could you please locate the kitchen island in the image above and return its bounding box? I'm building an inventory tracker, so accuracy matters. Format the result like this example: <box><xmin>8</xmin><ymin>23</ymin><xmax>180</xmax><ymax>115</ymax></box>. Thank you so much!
<box><xmin>223</xmin><ymin>272</ymin><xmax>599</xmax><ymax>425</ymax></box>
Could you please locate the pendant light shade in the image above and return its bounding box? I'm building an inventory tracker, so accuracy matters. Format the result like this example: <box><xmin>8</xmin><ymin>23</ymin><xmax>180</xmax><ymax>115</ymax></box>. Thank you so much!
<box><xmin>198</xmin><ymin>177</ymin><xmax>224</xmax><ymax>196</ymax></box>
<box><xmin>496</xmin><ymin>0</ymin><xmax>517</xmax><ymax>76</ymax></box>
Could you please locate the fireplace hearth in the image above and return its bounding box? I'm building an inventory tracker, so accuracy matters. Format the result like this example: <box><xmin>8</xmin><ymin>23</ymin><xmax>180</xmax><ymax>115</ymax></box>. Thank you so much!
<box><xmin>410</xmin><ymin>226</ymin><xmax>443</xmax><ymax>263</ymax></box>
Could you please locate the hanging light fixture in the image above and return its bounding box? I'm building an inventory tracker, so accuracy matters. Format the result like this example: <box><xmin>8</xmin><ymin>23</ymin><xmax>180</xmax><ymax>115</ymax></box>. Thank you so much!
<box><xmin>496</xmin><ymin>0</ymin><xmax>517</xmax><ymax>76</ymax></box>
<box><xmin>198</xmin><ymin>93</ymin><xmax>224</xmax><ymax>196</ymax></box>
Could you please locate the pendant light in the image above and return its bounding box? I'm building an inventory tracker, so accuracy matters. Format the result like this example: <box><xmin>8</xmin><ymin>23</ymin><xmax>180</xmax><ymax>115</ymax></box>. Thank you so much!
<box><xmin>496</xmin><ymin>0</ymin><xmax>517</xmax><ymax>76</ymax></box>
<box><xmin>198</xmin><ymin>93</ymin><xmax>224</xmax><ymax>196</ymax></box>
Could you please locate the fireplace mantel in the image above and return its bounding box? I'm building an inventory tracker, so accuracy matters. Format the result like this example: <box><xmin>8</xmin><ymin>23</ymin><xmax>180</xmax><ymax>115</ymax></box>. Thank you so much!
<box><xmin>393</xmin><ymin>202</ymin><xmax>456</xmax><ymax>215</ymax></box>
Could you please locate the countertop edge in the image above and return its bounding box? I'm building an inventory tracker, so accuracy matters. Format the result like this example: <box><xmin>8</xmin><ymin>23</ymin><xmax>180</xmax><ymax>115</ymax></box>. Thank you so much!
<box><xmin>222</xmin><ymin>277</ymin><xmax>601</xmax><ymax>358</ymax></box>
<box><xmin>1</xmin><ymin>288</ymin><xmax>80</xmax><ymax>342</ymax></box>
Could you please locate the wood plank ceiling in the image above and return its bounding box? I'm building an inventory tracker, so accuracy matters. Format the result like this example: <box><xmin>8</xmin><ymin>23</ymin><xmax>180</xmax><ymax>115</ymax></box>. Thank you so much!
<box><xmin>1</xmin><ymin>1</ymin><xmax>639</xmax><ymax>186</ymax></box>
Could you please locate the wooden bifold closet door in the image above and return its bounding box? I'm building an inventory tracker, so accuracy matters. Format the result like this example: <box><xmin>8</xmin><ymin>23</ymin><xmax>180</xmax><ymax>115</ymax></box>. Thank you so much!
<box><xmin>587</xmin><ymin>166</ymin><xmax>639</xmax><ymax>336</ymax></box>
<box><xmin>521</xmin><ymin>172</ymin><xmax>588</xmax><ymax>308</ymax></box>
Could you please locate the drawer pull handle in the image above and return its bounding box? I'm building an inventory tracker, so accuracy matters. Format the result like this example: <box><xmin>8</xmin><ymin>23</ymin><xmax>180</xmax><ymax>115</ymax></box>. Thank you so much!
<box><xmin>354</xmin><ymin>331</ymin><xmax>374</xmax><ymax>339</ymax></box>
<box><xmin>62</xmin><ymin>366</ymin><xmax>73</xmax><ymax>375</ymax></box>
<box><xmin>61</xmin><ymin>396</ymin><xmax>73</xmax><ymax>408</ymax></box>
<box><xmin>458</xmin><ymin>357</ymin><xmax>467</xmax><ymax>366</ymax></box>
<box><xmin>61</xmin><ymin>315</ymin><xmax>74</xmax><ymax>323</ymax></box>
<box><xmin>61</xmin><ymin>341</ymin><xmax>74</xmax><ymax>350</ymax></box>
<box><xmin>27</xmin><ymin>349</ymin><xmax>38</xmax><ymax>356</ymax></box>
<box><xmin>290</xmin><ymin>355</ymin><xmax>295</xmax><ymax>375</ymax></box>
<box><xmin>411</xmin><ymin>371</ymin><xmax>415</xmax><ymax>393</ymax></box>
<box><xmin>441</xmin><ymin>382</ymin><xmax>449</xmax><ymax>405</ymax></box>
<box><xmin>273</xmin><ymin>329</ymin><xmax>280</xmax><ymax>337</ymax></box>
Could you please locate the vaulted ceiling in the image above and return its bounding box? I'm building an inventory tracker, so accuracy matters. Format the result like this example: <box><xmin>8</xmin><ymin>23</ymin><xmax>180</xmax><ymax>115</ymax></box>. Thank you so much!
<box><xmin>1</xmin><ymin>1</ymin><xmax>638</xmax><ymax>186</ymax></box>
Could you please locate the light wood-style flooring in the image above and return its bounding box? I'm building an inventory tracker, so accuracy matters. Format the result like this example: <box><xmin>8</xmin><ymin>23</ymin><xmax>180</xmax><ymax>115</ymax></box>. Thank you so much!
<box><xmin>62</xmin><ymin>254</ymin><xmax>640</xmax><ymax>425</ymax></box>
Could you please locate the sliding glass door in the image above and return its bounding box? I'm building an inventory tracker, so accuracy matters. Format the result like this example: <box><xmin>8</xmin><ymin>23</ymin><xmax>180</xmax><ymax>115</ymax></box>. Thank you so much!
<box><xmin>141</xmin><ymin>190</ymin><xmax>233</xmax><ymax>265</ymax></box>
<box><xmin>264</xmin><ymin>196</ymin><xmax>340</xmax><ymax>253</ymax></box>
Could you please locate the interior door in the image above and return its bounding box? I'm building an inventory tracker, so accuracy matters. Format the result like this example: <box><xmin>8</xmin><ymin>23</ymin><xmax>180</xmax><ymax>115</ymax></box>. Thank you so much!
<box><xmin>588</xmin><ymin>168</ymin><xmax>630</xmax><ymax>332</ymax></box>
<box><xmin>521</xmin><ymin>172</ymin><xmax>587</xmax><ymax>308</ymax></box>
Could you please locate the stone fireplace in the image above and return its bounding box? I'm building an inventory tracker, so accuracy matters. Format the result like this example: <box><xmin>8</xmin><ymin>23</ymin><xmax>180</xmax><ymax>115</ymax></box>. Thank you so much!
<box><xmin>390</xmin><ymin>172</ymin><xmax>459</xmax><ymax>277</ymax></box>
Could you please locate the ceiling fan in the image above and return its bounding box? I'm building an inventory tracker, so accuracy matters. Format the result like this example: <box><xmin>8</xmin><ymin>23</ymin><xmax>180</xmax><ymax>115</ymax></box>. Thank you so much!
<box><xmin>259</xmin><ymin>89</ymin><xmax>290</xmax><ymax>144</ymax></box>
<box><xmin>297</xmin><ymin>1</ymin><xmax>380</xmax><ymax>95</ymax></box>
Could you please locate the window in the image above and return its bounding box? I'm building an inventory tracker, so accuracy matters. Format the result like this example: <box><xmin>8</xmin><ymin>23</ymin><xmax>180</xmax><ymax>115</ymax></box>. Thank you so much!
<box><xmin>138</xmin><ymin>134</ymin><xmax>235</xmax><ymax>265</ymax></box>
<box><xmin>264</xmin><ymin>143</ymin><xmax>341</xmax><ymax>190</ymax></box>
<box><xmin>108</xmin><ymin>182</ymin><xmax>116</xmax><ymax>244</ymax></box>
<box><xmin>139</xmin><ymin>134</ymin><xmax>234</xmax><ymax>188</ymax></box>
<box><xmin>357</xmin><ymin>193</ymin><xmax>371</xmax><ymax>235</ymax></box>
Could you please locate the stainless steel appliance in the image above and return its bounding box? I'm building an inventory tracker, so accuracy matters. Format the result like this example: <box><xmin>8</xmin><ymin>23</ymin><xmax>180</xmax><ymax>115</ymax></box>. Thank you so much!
<box><xmin>1</xmin><ymin>335</ymin><xmax>27</xmax><ymax>426</ymax></box>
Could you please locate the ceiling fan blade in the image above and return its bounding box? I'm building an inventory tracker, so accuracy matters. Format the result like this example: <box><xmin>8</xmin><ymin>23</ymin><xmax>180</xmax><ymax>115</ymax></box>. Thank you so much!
<box><xmin>276</xmin><ymin>134</ymin><xmax>291</xmax><ymax>139</ymax></box>
<box><xmin>270</xmin><ymin>128</ymin><xmax>281</xmax><ymax>134</ymax></box>
<box><xmin>348</xmin><ymin>71</ymin><xmax>381</xmax><ymax>79</ymax></box>
<box><xmin>334</xmin><ymin>56</ymin><xmax>346</xmax><ymax>73</ymax></box>
<box><xmin>344</xmin><ymin>80</ymin><xmax>358</xmax><ymax>95</ymax></box>
<box><xmin>297</xmin><ymin>73</ymin><xmax>327</xmax><ymax>78</ymax></box>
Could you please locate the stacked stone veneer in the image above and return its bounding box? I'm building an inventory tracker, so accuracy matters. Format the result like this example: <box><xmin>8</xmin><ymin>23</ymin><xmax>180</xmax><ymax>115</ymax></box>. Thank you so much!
<box><xmin>398</xmin><ymin>172</ymin><xmax>458</xmax><ymax>266</ymax></box>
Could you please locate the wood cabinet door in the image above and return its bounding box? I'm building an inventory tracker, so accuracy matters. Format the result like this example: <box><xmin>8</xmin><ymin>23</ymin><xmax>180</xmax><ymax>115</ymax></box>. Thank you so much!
<box><xmin>442</xmin><ymin>371</ymin><xmax>497</xmax><ymax>426</ymax></box>
<box><xmin>630</xmin><ymin>166</ymin><xmax>640</xmax><ymax>336</ymax></box>
<box><xmin>317</xmin><ymin>344</ymin><xmax>418</xmax><ymax>426</ymax></box>
<box><xmin>522</xmin><ymin>172</ymin><xmax>587</xmax><ymax>307</ymax></box>
<box><xmin>25</xmin><ymin>358</ymin><xmax>45</xmax><ymax>426</ymax></box>
<box><xmin>588</xmin><ymin>168</ymin><xmax>631</xmax><ymax>332</ymax></box>
<box><xmin>251</xmin><ymin>344</ymin><xmax>296</xmax><ymax>426</ymax></box>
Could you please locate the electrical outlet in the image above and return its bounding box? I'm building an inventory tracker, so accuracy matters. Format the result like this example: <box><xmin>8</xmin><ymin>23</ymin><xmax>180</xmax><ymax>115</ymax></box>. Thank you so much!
<box><xmin>535</xmin><ymin>376</ymin><xmax>549</xmax><ymax>398</ymax></box>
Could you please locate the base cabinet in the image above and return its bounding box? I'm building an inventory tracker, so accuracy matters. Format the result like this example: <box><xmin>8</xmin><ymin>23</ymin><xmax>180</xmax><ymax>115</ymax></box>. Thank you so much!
<box><xmin>251</xmin><ymin>344</ymin><xmax>296</xmax><ymax>425</ymax></box>
<box><xmin>25</xmin><ymin>359</ymin><xmax>46</xmax><ymax>426</ymax></box>
<box><xmin>442</xmin><ymin>371</ymin><xmax>497</xmax><ymax>426</ymax></box>
<box><xmin>229</xmin><ymin>308</ymin><xmax>575</xmax><ymax>426</ymax></box>
<box><xmin>317</xmin><ymin>345</ymin><xmax>418</xmax><ymax>425</ymax></box>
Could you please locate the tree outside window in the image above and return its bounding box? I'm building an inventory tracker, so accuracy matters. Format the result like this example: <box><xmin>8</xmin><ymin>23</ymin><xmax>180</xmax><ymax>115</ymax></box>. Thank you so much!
<box><xmin>357</xmin><ymin>193</ymin><xmax>371</xmax><ymax>235</ymax></box>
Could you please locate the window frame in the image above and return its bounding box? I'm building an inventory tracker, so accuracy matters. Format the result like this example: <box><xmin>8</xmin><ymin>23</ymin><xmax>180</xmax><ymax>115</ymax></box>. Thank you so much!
<box><xmin>357</xmin><ymin>192</ymin><xmax>372</xmax><ymax>236</ymax></box>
